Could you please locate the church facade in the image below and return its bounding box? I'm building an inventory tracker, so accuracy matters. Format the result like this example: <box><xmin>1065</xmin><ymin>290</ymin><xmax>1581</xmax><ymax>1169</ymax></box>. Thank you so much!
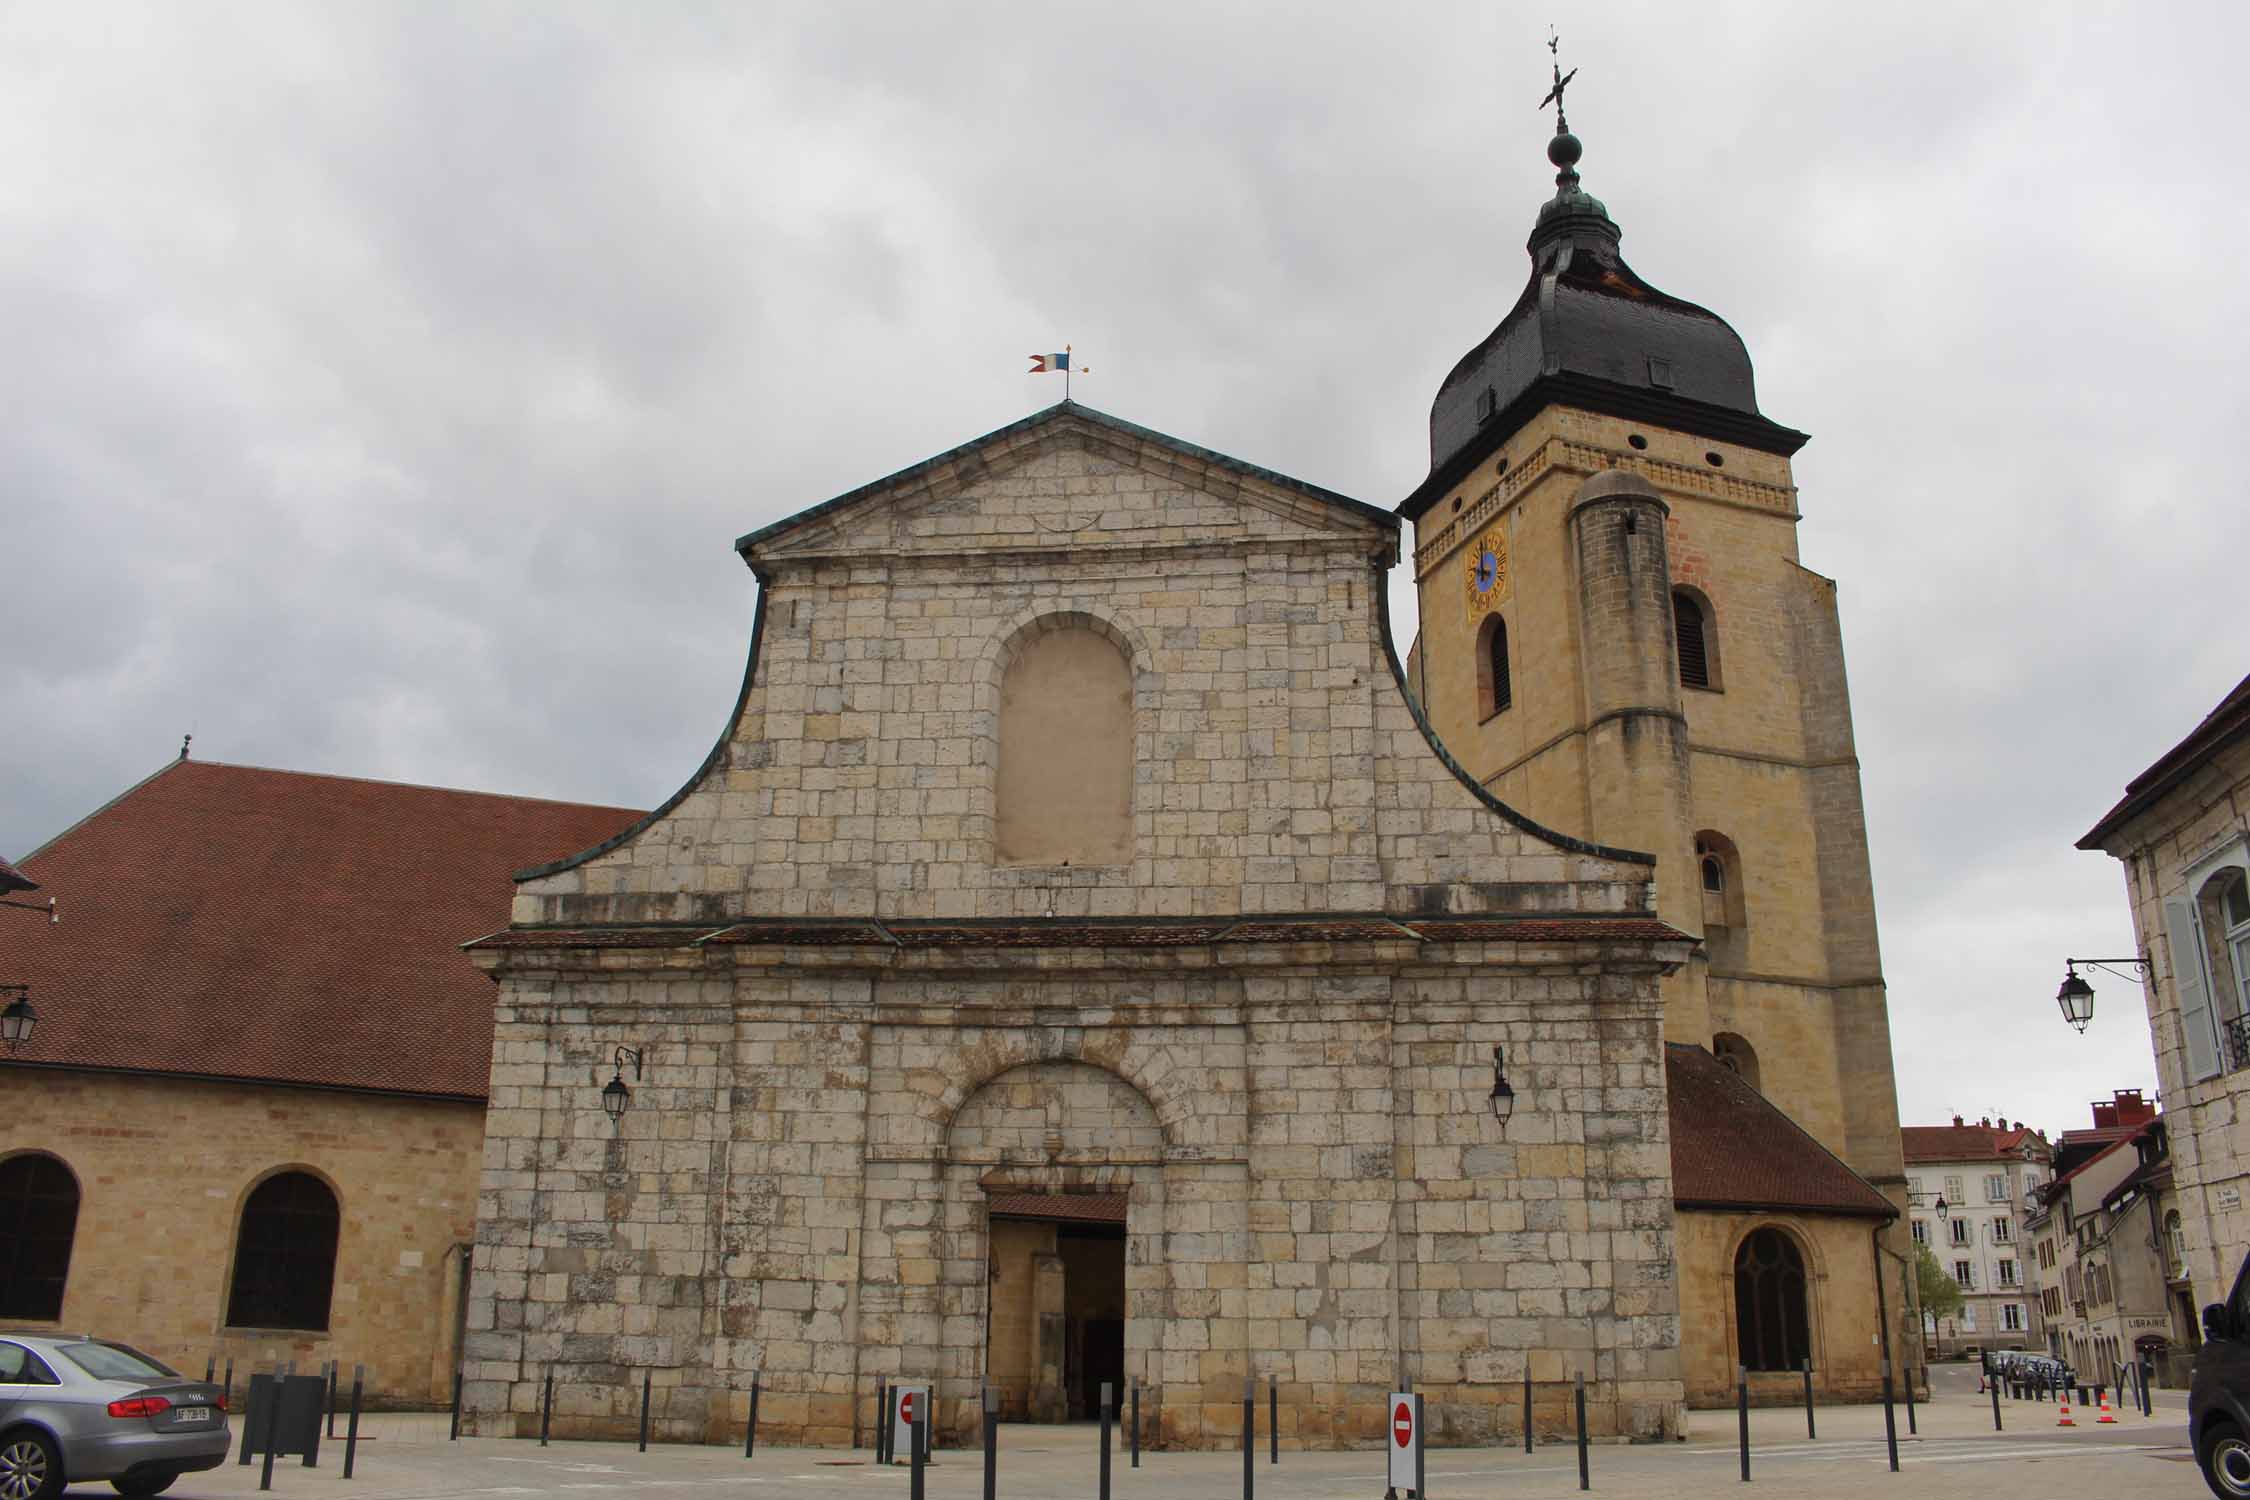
<box><xmin>461</xmin><ymin>120</ymin><xmax>1906</xmax><ymax>1447</ymax></box>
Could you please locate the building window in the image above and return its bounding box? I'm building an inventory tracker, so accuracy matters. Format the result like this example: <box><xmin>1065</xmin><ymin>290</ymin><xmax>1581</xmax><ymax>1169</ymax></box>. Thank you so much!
<box><xmin>0</xmin><ymin>1153</ymin><xmax>80</xmax><ymax>1321</ymax></box>
<box><xmin>1998</xmin><ymin>1259</ymin><xmax>2019</xmax><ymax>1287</ymax></box>
<box><xmin>1987</xmin><ymin>1174</ymin><xmax>2008</xmax><ymax>1201</ymax></box>
<box><xmin>1712</xmin><ymin>1032</ymin><xmax>1761</xmax><ymax>1092</ymax></box>
<box><xmin>1734</xmin><ymin>1228</ymin><xmax>1811</xmax><ymax>1371</ymax></box>
<box><xmin>1673</xmin><ymin>588</ymin><xmax>1719</xmax><ymax>690</ymax></box>
<box><xmin>995</xmin><ymin>619</ymin><xmax>1134</xmax><ymax>867</ymax></box>
<box><xmin>1944</xmin><ymin>1175</ymin><xmax>1965</xmax><ymax>1202</ymax></box>
<box><xmin>1694</xmin><ymin>832</ymin><xmax>1747</xmax><ymax>934</ymax></box>
<box><xmin>1477</xmin><ymin>613</ymin><xmax>1512</xmax><ymax>720</ymax></box>
<box><xmin>1954</xmin><ymin>1259</ymin><xmax>1975</xmax><ymax>1289</ymax></box>
<box><xmin>225</xmin><ymin>1171</ymin><xmax>340</xmax><ymax>1331</ymax></box>
<box><xmin>1949</xmin><ymin>1218</ymin><xmax>1970</xmax><ymax>1247</ymax></box>
<box><xmin>1993</xmin><ymin>1217</ymin><xmax>2012</xmax><ymax>1244</ymax></box>
<box><xmin>2168</xmin><ymin>856</ymin><xmax>2250</xmax><ymax>1081</ymax></box>
<box><xmin>1911</xmin><ymin>1219</ymin><xmax>1928</xmax><ymax>1246</ymax></box>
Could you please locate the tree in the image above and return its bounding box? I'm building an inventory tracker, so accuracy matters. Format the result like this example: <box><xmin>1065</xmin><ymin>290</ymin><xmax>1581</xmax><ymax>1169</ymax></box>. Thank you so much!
<box><xmin>1917</xmin><ymin>1243</ymin><xmax>1964</xmax><ymax>1323</ymax></box>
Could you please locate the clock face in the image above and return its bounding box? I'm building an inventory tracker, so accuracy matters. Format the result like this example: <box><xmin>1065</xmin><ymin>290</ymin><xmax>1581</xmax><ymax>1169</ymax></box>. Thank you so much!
<box><xmin>1464</xmin><ymin>523</ymin><xmax>1509</xmax><ymax>618</ymax></box>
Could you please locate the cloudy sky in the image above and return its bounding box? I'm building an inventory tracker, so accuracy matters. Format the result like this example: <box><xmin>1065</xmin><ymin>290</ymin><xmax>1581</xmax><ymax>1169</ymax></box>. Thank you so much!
<box><xmin>5</xmin><ymin>3</ymin><xmax>2242</xmax><ymax>1141</ymax></box>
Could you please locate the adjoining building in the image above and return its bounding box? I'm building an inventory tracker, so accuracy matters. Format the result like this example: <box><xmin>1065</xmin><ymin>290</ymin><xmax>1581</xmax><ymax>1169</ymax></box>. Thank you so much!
<box><xmin>0</xmin><ymin>755</ymin><xmax>636</xmax><ymax>1402</ymax></box>
<box><xmin>460</xmin><ymin>110</ymin><xmax>1907</xmax><ymax>1448</ymax></box>
<box><xmin>1902</xmin><ymin>1117</ymin><xmax>2049</xmax><ymax>1357</ymax></box>
<box><xmin>2025</xmin><ymin>1091</ymin><xmax>2195</xmax><ymax>1384</ymax></box>
<box><xmin>2078</xmin><ymin>673</ymin><xmax>2250</xmax><ymax>1338</ymax></box>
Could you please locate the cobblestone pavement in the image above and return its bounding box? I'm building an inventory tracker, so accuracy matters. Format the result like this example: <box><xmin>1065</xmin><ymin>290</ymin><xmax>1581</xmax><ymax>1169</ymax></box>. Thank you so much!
<box><xmin>149</xmin><ymin>1391</ymin><xmax>2206</xmax><ymax>1500</ymax></box>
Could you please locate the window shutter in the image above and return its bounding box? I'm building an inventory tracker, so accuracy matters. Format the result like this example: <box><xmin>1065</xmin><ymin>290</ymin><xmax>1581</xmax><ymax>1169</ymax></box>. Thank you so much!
<box><xmin>2166</xmin><ymin>894</ymin><xmax>2222</xmax><ymax>1082</ymax></box>
<box><xmin>1674</xmin><ymin>593</ymin><xmax>1709</xmax><ymax>688</ymax></box>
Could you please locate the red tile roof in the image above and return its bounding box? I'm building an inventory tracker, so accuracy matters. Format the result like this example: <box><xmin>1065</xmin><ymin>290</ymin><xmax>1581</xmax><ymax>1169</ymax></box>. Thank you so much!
<box><xmin>1</xmin><ymin>760</ymin><xmax>640</xmax><ymax>1100</ymax></box>
<box><xmin>985</xmin><ymin>1191</ymin><xmax>1129</xmax><ymax>1225</ymax></box>
<box><xmin>1901</xmin><ymin>1123</ymin><xmax>2045</xmax><ymax>1165</ymax></box>
<box><xmin>1667</xmin><ymin>1044</ymin><xmax>1896</xmax><ymax>1219</ymax></box>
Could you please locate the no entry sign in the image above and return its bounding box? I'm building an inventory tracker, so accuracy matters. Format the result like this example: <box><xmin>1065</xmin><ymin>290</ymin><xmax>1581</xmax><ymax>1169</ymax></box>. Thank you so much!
<box><xmin>1387</xmin><ymin>1390</ymin><xmax>1418</xmax><ymax>1489</ymax></box>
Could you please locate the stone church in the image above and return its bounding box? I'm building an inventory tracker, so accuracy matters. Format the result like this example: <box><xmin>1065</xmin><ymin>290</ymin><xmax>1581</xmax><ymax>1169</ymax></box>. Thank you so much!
<box><xmin>460</xmin><ymin>118</ymin><xmax>1906</xmax><ymax>1449</ymax></box>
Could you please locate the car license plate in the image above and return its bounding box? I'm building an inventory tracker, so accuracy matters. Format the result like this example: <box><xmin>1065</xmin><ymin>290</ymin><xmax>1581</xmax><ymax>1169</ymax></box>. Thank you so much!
<box><xmin>174</xmin><ymin>1407</ymin><xmax>210</xmax><ymax>1423</ymax></box>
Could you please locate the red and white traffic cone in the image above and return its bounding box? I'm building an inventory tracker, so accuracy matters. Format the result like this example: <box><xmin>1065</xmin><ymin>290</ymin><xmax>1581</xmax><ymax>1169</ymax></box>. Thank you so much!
<box><xmin>2097</xmin><ymin>1390</ymin><xmax>2116</xmax><ymax>1423</ymax></box>
<box><xmin>2057</xmin><ymin>1394</ymin><xmax>2075</xmax><ymax>1427</ymax></box>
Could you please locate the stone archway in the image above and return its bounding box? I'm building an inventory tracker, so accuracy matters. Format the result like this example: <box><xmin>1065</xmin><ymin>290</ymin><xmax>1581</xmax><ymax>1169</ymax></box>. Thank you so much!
<box><xmin>940</xmin><ymin>1060</ymin><xmax>1167</xmax><ymax>1423</ymax></box>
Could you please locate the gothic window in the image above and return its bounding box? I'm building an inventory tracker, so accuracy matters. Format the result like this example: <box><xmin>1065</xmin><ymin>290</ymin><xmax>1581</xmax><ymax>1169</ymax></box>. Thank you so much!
<box><xmin>225</xmin><ymin>1171</ymin><xmax>340</xmax><ymax>1331</ymax></box>
<box><xmin>1673</xmin><ymin>588</ymin><xmax>1720</xmax><ymax>691</ymax></box>
<box><xmin>995</xmin><ymin>622</ymin><xmax>1133</xmax><ymax>867</ymax></box>
<box><xmin>0</xmin><ymin>1153</ymin><xmax>80</xmax><ymax>1321</ymax></box>
<box><xmin>1713</xmin><ymin>1032</ymin><xmax>1761</xmax><ymax>1093</ymax></box>
<box><xmin>1477</xmin><ymin>614</ymin><xmax>1512</xmax><ymax>719</ymax></box>
<box><xmin>1734</xmin><ymin>1228</ymin><xmax>1810</xmax><ymax>1371</ymax></box>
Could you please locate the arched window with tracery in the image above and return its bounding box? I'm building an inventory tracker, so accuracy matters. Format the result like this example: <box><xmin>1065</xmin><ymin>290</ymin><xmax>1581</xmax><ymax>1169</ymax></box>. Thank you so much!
<box><xmin>1674</xmin><ymin>588</ymin><xmax>1720</xmax><ymax>691</ymax></box>
<box><xmin>0</xmin><ymin>1153</ymin><xmax>80</xmax><ymax>1321</ymax></box>
<box><xmin>1734</xmin><ymin>1226</ymin><xmax>1811</xmax><ymax>1371</ymax></box>
<box><xmin>226</xmin><ymin>1171</ymin><xmax>341</xmax><ymax>1331</ymax></box>
<box><xmin>1477</xmin><ymin>614</ymin><xmax>1512</xmax><ymax>719</ymax></box>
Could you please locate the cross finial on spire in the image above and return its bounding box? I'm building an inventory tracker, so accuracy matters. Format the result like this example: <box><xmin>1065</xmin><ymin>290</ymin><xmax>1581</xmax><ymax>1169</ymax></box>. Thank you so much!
<box><xmin>1539</xmin><ymin>28</ymin><xmax>1577</xmax><ymax>135</ymax></box>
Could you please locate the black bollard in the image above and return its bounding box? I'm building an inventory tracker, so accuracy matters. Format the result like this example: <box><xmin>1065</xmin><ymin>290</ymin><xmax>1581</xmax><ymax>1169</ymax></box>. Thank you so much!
<box><xmin>1989</xmin><ymin>1361</ymin><xmax>2002</xmax><ymax>1432</ymax></box>
<box><xmin>1904</xmin><ymin>1360</ymin><xmax>1916</xmax><ymax>1436</ymax></box>
<box><xmin>2142</xmin><ymin>1360</ymin><xmax>2156</xmax><ymax>1417</ymax></box>
<box><xmin>205</xmin><ymin>1354</ymin><xmax>216</xmax><ymax>1384</ymax></box>
<box><xmin>1801</xmin><ymin>1357</ymin><xmax>1815</xmax><ymax>1440</ymax></box>
<box><xmin>911</xmin><ymin>1406</ymin><xmax>928</xmax><ymax>1500</ymax></box>
<box><xmin>343</xmin><ymin>1364</ymin><xmax>364</xmax><ymax>1480</ymax></box>
<box><xmin>326</xmin><ymin>1360</ymin><xmax>339</xmax><ymax>1440</ymax></box>
<box><xmin>638</xmin><ymin>1369</ymin><xmax>652</xmax><ymax>1453</ymax></box>
<box><xmin>1879</xmin><ymin>1358</ymin><xmax>1898</xmax><ymax>1473</ymax></box>
<box><xmin>1270</xmin><ymin>1374</ymin><xmax>1278</xmax><ymax>1465</ymax></box>
<box><xmin>1414</xmin><ymin>1391</ymin><xmax>1426</xmax><ymax>1500</ymax></box>
<box><xmin>238</xmin><ymin>1373</ymin><xmax>261</xmax><ymax>1467</ymax></box>
<box><xmin>258</xmin><ymin>1368</ymin><xmax>280</xmax><ymax>1493</ymax></box>
<box><xmin>541</xmin><ymin>1367</ymin><xmax>553</xmax><ymax>1447</ymax></box>
<box><xmin>449</xmin><ymin>1366</ymin><xmax>463</xmax><ymax>1441</ymax></box>
<box><xmin>1524</xmin><ymin>1368</ymin><xmax>1534</xmax><ymax>1454</ymax></box>
<box><xmin>1574</xmin><ymin>1372</ymin><xmax>1589</xmax><ymax>1492</ymax></box>
<box><xmin>1131</xmin><ymin>1380</ymin><xmax>1141</xmax><ymax>1468</ymax></box>
<box><xmin>746</xmin><ymin>1372</ymin><xmax>759</xmax><ymax>1458</ymax></box>
<box><xmin>1737</xmin><ymin>1365</ymin><xmax>1750</xmax><ymax>1483</ymax></box>
<box><xmin>876</xmin><ymin>1376</ymin><xmax>889</xmax><ymax>1463</ymax></box>
<box><xmin>223</xmin><ymin>1358</ymin><xmax>234</xmax><ymax>1414</ymax></box>
<box><xmin>1100</xmin><ymin>1381</ymin><xmax>1113</xmax><ymax>1500</ymax></box>
<box><xmin>1242</xmin><ymin>1377</ymin><xmax>1254</xmax><ymax>1500</ymax></box>
<box><xmin>983</xmin><ymin>1385</ymin><xmax>999</xmax><ymax>1500</ymax></box>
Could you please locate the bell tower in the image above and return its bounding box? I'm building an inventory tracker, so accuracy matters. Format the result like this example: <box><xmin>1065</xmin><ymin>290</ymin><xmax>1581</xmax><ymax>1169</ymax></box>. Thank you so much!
<box><xmin>1399</xmin><ymin>93</ymin><xmax>1905</xmax><ymax>1205</ymax></box>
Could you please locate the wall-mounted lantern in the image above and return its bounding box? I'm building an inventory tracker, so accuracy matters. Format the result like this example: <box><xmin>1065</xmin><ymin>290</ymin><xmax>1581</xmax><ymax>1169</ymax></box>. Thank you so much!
<box><xmin>1488</xmin><ymin>1045</ymin><xmax>1516</xmax><ymax>1131</ymax></box>
<box><xmin>600</xmin><ymin>1045</ymin><xmax>644</xmax><ymax>1122</ymax></box>
<box><xmin>0</xmin><ymin>986</ymin><xmax>36</xmax><ymax>1052</ymax></box>
<box><xmin>2051</xmin><ymin>955</ymin><xmax>2150</xmax><ymax>1034</ymax></box>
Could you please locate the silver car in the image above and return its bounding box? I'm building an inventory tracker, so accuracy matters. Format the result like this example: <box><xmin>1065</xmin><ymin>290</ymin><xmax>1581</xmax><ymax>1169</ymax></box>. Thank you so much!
<box><xmin>0</xmin><ymin>1335</ymin><xmax>229</xmax><ymax>1500</ymax></box>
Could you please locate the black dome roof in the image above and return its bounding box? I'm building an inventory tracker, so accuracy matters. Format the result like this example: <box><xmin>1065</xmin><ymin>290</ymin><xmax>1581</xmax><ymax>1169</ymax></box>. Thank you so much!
<box><xmin>1402</xmin><ymin>129</ymin><xmax>1806</xmax><ymax>520</ymax></box>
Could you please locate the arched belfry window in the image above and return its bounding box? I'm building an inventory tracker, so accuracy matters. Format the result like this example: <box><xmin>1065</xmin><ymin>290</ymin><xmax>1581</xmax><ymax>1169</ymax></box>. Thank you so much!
<box><xmin>226</xmin><ymin>1171</ymin><xmax>340</xmax><ymax>1331</ymax></box>
<box><xmin>996</xmin><ymin>622</ymin><xmax>1133</xmax><ymax>866</ymax></box>
<box><xmin>0</xmin><ymin>1153</ymin><xmax>80</xmax><ymax>1320</ymax></box>
<box><xmin>1695</xmin><ymin>832</ymin><xmax>1747</xmax><ymax>933</ymax></box>
<box><xmin>1674</xmin><ymin>588</ymin><xmax>1720</xmax><ymax>691</ymax></box>
<box><xmin>1713</xmin><ymin>1032</ymin><xmax>1761</xmax><ymax>1093</ymax></box>
<box><xmin>1477</xmin><ymin>614</ymin><xmax>1512</xmax><ymax>719</ymax></box>
<box><xmin>1734</xmin><ymin>1227</ymin><xmax>1811</xmax><ymax>1371</ymax></box>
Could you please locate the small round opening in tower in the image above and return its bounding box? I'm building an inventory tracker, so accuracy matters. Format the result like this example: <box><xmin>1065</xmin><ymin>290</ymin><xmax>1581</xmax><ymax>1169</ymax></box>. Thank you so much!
<box><xmin>1628</xmin><ymin>434</ymin><xmax>1648</xmax><ymax>451</ymax></box>
<box><xmin>1705</xmin><ymin>451</ymin><xmax>1725</xmax><ymax>468</ymax></box>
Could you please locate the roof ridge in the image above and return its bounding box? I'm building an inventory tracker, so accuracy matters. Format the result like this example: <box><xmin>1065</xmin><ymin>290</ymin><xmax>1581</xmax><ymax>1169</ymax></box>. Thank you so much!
<box><xmin>176</xmin><ymin>757</ymin><xmax>645</xmax><ymax>815</ymax></box>
<box><xmin>16</xmin><ymin>756</ymin><xmax>186</xmax><ymax>865</ymax></box>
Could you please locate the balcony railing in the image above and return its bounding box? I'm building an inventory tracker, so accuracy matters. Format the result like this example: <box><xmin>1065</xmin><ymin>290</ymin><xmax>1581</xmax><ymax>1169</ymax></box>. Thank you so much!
<box><xmin>2226</xmin><ymin>1012</ymin><xmax>2250</xmax><ymax>1072</ymax></box>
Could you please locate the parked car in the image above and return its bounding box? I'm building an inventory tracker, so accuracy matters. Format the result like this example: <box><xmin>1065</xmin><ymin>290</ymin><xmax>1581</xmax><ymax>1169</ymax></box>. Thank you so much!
<box><xmin>0</xmin><ymin>1334</ymin><xmax>229</xmax><ymax>1500</ymax></box>
<box><xmin>2194</xmin><ymin>1255</ymin><xmax>2250</xmax><ymax>1498</ymax></box>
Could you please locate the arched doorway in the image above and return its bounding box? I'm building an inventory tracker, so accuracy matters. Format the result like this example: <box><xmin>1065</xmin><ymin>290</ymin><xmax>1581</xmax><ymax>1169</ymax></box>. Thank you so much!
<box><xmin>941</xmin><ymin>1060</ymin><xmax>1166</xmax><ymax>1423</ymax></box>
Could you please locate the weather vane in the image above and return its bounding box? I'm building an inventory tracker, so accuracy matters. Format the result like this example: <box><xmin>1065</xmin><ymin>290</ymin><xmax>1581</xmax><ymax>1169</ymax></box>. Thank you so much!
<box><xmin>1539</xmin><ymin>28</ymin><xmax>1576</xmax><ymax>134</ymax></box>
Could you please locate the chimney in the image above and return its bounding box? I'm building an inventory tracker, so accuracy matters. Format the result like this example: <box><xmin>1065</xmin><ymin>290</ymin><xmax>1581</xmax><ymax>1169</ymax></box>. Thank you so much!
<box><xmin>2113</xmin><ymin>1088</ymin><xmax>2154</xmax><ymax>1125</ymax></box>
<box><xmin>2091</xmin><ymin>1100</ymin><xmax>2117</xmax><ymax>1129</ymax></box>
<box><xmin>1980</xmin><ymin>1116</ymin><xmax>1992</xmax><ymax>1128</ymax></box>
<box><xmin>1952</xmin><ymin>1114</ymin><xmax>1964</xmax><ymax>1127</ymax></box>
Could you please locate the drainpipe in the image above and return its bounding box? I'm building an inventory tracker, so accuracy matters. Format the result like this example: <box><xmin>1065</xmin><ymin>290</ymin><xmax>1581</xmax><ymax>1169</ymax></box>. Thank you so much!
<box><xmin>1871</xmin><ymin>1225</ymin><xmax>1895</xmax><ymax>1396</ymax></box>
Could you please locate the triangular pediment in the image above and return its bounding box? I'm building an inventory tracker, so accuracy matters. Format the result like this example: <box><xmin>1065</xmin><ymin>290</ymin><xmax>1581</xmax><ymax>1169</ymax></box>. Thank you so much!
<box><xmin>737</xmin><ymin>402</ymin><xmax>1394</xmax><ymax>563</ymax></box>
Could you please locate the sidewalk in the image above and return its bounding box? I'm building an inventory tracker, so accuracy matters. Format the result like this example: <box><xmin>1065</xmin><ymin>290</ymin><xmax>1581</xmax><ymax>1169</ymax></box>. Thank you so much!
<box><xmin>163</xmin><ymin>1389</ymin><xmax>2202</xmax><ymax>1500</ymax></box>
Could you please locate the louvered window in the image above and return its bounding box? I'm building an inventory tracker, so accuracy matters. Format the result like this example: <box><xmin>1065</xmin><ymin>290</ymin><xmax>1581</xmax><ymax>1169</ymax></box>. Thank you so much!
<box><xmin>1489</xmin><ymin>618</ymin><xmax>1511</xmax><ymax>714</ymax></box>
<box><xmin>1674</xmin><ymin>591</ymin><xmax>1710</xmax><ymax>689</ymax></box>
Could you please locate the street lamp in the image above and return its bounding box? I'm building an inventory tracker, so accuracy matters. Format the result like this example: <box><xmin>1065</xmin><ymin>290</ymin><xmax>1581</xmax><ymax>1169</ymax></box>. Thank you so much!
<box><xmin>0</xmin><ymin>987</ymin><xmax>35</xmax><ymax>1052</ymax></box>
<box><xmin>1487</xmin><ymin>1045</ymin><xmax>1516</xmax><ymax>1131</ymax></box>
<box><xmin>2050</xmin><ymin>956</ymin><xmax>2149</xmax><ymax>1034</ymax></box>
<box><xmin>600</xmin><ymin>1045</ymin><xmax>644</xmax><ymax>1122</ymax></box>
